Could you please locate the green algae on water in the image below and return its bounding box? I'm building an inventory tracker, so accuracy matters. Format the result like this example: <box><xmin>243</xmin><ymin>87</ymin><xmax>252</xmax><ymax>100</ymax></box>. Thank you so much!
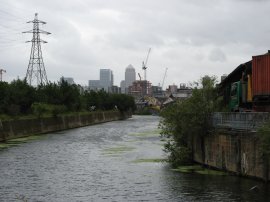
<box><xmin>0</xmin><ymin>135</ymin><xmax>44</xmax><ymax>150</ymax></box>
<box><xmin>172</xmin><ymin>165</ymin><xmax>228</xmax><ymax>176</ymax></box>
<box><xmin>131</xmin><ymin>158</ymin><xmax>166</xmax><ymax>163</ymax></box>
<box><xmin>102</xmin><ymin>145</ymin><xmax>135</xmax><ymax>155</ymax></box>
<box><xmin>7</xmin><ymin>135</ymin><xmax>42</xmax><ymax>143</ymax></box>
<box><xmin>129</xmin><ymin>129</ymin><xmax>161</xmax><ymax>137</ymax></box>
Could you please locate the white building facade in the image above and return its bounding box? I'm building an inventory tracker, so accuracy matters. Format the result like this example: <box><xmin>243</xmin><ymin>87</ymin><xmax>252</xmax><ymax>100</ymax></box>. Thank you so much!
<box><xmin>124</xmin><ymin>64</ymin><xmax>136</xmax><ymax>93</ymax></box>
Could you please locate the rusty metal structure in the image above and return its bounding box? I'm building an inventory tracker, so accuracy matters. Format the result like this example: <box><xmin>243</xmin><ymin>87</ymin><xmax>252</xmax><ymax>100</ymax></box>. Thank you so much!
<box><xmin>252</xmin><ymin>53</ymin><xmax>270</xmax><ymax>101</ymax></box>
<box><xmin>219</xmin><ymin>50</ymin><xmax>270</xmax><ymax>112</ymax></box>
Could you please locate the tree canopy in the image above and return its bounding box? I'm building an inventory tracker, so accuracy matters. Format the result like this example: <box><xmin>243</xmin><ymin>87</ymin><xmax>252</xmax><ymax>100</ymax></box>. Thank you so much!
<box><xmin>0</xmin><ymin>79</ymin><xmax>136</xmax><ymax>118</ymax></box>
<box><xmin>159</xmin><ymin>75</ymin><xmax>219</xmax><ymax>167</ymax></box>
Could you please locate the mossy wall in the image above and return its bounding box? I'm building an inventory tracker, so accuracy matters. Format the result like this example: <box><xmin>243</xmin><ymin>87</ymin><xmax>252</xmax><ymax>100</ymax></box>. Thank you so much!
<box><xmin>0</xmin><ymin>111</ymin><xmax>131</xmax><ymax>141</ymax></box>
<box><xmin>192</xmin><ymin>131</ymin><xmax>270</xmax><ymax>181</ymax></box>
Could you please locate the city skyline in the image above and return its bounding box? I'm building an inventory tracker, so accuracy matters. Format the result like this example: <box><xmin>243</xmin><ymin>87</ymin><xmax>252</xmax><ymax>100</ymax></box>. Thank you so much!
<box><xmin>89</xmin><ymin>68</ymin><xmax>114</xmax><ymax>92</ymax></box>
<box><xmin>0</xmin><ymin>1</ymin><xmax>270</xmax><ymax>87</ymax></box>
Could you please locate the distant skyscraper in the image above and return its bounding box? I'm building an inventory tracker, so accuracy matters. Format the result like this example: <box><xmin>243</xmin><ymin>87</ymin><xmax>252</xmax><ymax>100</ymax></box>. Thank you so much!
<box><xmin>100</xmin><ymin>69</ymin><xmax>113</xmax><ymax>92</ymax></box>
<box><xmin>120</xmin><ymin>80</ymin><xmax>126</xmax><ymax>94</ymax></box>
<box><xmin>125</xmin><ymin>64</ymin><xmax>136</xmax><ymax>92</ymax></box>
<box><xmin>61</xmin><ymin>77</ymin><xmax>74</xmax><ymax>85</ymax></box>
<box><xmin>88</xmin><ymin>80</ymin><xmax>100</xmax><ymax>91</ymax></box>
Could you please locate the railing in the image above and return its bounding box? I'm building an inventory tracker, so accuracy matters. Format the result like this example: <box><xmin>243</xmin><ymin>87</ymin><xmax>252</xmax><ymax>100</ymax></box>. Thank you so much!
<box><xmin>212</xmin><ymin>112</ymin><xmax>270</xmax><ymax>131</ymax></box>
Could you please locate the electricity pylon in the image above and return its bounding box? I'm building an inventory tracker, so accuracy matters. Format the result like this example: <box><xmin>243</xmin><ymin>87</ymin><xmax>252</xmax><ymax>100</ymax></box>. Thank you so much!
<box><xmin>0</xmin><ymin>68</ymin><xmax>6</xmax><ymax>82</ymax></box>
<box><xmin>23</xmin><ymin>13</ymin><xmax>51</xmax><ymax>86</ymax></box>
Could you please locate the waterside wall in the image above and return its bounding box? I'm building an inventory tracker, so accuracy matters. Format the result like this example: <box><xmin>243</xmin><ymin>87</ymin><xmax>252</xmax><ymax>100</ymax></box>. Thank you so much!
<box><xmin>0</xmin><ymin>111</ymin><xmax>131</xmax><ymax>141</ymax></box>
<box><xmin>192</xmin><ymin>130</ymin><xmax>269</xmax><ymax>181</ymax></box>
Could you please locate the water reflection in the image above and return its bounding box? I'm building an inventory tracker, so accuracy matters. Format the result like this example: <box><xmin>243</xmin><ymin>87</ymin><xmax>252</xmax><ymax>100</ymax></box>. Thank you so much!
<box><xmin>0</xmin><ymin>115</ymin><xmax>269</xmax><ymax>201</ymax></box>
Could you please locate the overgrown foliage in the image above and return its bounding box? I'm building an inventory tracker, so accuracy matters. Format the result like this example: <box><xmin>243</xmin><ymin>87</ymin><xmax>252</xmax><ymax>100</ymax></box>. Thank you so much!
<box><xmin>0</xmin><ymin>79</ymin><xmax>136</xmax><ymax>118</ymax></box>
<box><xmin>159</xmin><ymin>75</ymin><xmax>219</xmax><ymax>167</ymax></box>
<box><xmin>31</xmin><ymin>103</ymin><xmax>67</xmax><ymax>118</ymax></box>
<box><xmin>258</xmin><ymin>121</ymin><xmax>270</xmax><ymax>157</ymax></box>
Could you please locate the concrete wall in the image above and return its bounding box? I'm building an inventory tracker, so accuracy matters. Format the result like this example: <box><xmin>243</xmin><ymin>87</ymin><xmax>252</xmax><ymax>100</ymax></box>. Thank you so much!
<box><xmin>0</xmin><ymin>111</ymin><xmax>131</xmax><ymax>141</ymax></box>
<box><xmin>192</xmin><ymin>130</ymin><xmax>270</xmax><ymax>181</ymax></box>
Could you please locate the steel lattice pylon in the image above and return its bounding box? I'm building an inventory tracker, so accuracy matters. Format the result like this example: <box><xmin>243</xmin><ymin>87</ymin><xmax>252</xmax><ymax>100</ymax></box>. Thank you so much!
<box><xmin>23</xmin><ymin>13</ymin><xmax>51</xmax><ymax>86</ymax></box>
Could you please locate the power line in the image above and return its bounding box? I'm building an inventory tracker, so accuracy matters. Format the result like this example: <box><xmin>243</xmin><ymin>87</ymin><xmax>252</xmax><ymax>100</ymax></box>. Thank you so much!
<box><xmin>23</xmin><ymin>13</ymin><xmax>51</xmax><ymax>86</ymax></box>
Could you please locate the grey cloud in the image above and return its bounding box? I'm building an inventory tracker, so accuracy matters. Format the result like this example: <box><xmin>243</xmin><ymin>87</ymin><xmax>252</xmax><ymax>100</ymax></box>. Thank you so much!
<box><xmin>208</xmin><ymin>48</ymin><xmax>226</xmax><ymax>62</ymax></box>
<box><xmin>1</xmin><ymin>0</ymin><xmax>270</xmax><ymax>86</ymax></box>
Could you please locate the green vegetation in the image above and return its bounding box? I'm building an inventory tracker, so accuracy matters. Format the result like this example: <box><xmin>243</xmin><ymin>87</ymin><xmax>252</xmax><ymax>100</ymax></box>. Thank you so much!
<box><xmin>102</xmin><ymin>145</ymin><xmax>135</xmax><ymax>155</ymax></box>
<box><xmin>0</xmin><ymin>135</ymin><xmax>44</xmax><ymax>150</ymax></box>
<box><xmin>135</xmin><ymin>107</ymin><xmax>152</xmax><ymax>115</ymax></box>
<box><xmin>0</xmin><ymin>79</ymin><xmax>136</xmax><ymax>119</ymax></box>
<box><xmin>129</xmin><ymin>129</ymin><xmax>161</xmax><ymax>137</ymax></box>
<box><xmin>131</xmin><ymin>158</ymin><xmax>166</xmax><ymax>163</ymax></box>
<box><xmin>258</xmin><ymin>121</ymin><xmax>270</xmax><ymax>158</ymax></box>
<box><xmin>159</xmin><ymin>75</ymin><xmax>220</xmax><ymax>167</ymax></box>
<box><xmin>172</xmin><ymin>165</ymin><xmax>228</xmax><ymax>176</ymax></box>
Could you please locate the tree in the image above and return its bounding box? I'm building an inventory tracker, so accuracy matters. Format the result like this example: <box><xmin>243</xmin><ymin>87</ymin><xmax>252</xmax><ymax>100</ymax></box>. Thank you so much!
<box><xmin>0</xmin><ymin>79</ymin><xmax>136</xmax><ymax>117</ymax></box>
<box><xmin>36</xmin><ymin>80</ymin><xmax>81</xmax><ymax>112</ymax></box>
<box><xmin>159</xmin><ymin>75</ymin><xmax>218</xmax><ymax>167</ymax></box>
<box><xmin>110</xmin><ymin>94</ymin><xmax>136</xmax><ymax>112</ymax></box>
<box><xmin>7</xmin><ymin>79</ymin><xmax>36</xmax><ymax>114</ymax></box>
<box><xmin>58</xmin><ymin>80</ymin><xmax>81</xmax><ymax>111</ymax></box>
<box><xmin>0</xmin><ymin>82</ymin><xmax>10</xmax><ymax>114</ymax></box>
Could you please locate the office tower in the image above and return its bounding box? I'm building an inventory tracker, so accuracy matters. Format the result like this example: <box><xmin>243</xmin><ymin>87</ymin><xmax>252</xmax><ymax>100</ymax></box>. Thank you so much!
<box><xmin>100</xmin><ymin>69</ymin><xmax>113</xmax><ymax>92</ymax></box>
<box><xmin>120</xmin><ymin>80</ymin><xmax>126</xmax><ymax>94</ymax></box>
<box><xmin>125</xmin><ymin>64</ymin><xmax>136</xmax><ymax>94</ymax></box>
<box><xmin>88</xmin><ymin>80</ymin><xmax>100</xmax><ymax>91</ymax></box>
<box><xmin>125</xmin><ymin>64</ymin><xmax>136</xmax><ymax>88</ymax></box>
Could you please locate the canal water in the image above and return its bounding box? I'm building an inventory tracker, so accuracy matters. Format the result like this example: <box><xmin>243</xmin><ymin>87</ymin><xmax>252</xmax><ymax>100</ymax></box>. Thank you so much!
<box><xmin>0</xmin><ymin>115</ymin><xmax>269</xmax><ymax>201</ymax></box>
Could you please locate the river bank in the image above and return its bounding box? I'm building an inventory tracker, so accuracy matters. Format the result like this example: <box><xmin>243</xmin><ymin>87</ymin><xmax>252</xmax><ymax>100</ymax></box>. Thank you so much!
<box><xmin>0</xmin><ymin>111</ymin><xmax>131</xmax><ymax>142</ymax></box>
<box><xmin>0</xmin><ymin>115</ymin><xmax>268</xmax><ymax>201</ymax></box>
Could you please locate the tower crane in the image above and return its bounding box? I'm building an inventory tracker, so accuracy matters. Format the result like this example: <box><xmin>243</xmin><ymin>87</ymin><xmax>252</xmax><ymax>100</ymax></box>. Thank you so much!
<box><xmin>0</xmin><ymin>69</ymin><xmax>6</xmax><ymax>82</ymax></box>
<box><xmin>142</xmin><ymin>48</ymin><xmax>151</xmax><ymax>81</ymax></box>
<box><xmin>138</xmin><ymin>73</ymin><xmax>142</xmax><ymax>81</ymax></box>
<box><xmin>161</xmin><ymin>68</ymin><xmax>168</xmax><ymax>90</ymax></box>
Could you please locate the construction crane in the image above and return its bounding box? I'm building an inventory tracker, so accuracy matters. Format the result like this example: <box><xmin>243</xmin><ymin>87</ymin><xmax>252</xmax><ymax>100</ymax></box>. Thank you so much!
<box><xmin>0</xmin><ymin>69</ymin><xmax>6</xmax><ymax>82</ymax></box>
<box><xmin>138</xmin><ymin>73</ymin><xmax>142</xmax><ymax>81</ymax></box>
<box><xmin>142</xmin><ymin>48</ymin><xmax>151</xmax><ymax>81</ymax></box>
<box><xmin>161</xmin><ymin>68</ymin><xmax>168</xmax><ymax>90</ymax></box>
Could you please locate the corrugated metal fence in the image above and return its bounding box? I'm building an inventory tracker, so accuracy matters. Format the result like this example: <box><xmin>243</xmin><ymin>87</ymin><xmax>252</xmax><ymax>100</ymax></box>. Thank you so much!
<box><xmin>212</xmin><ymin>112</ymin><xmax>270</xmax><ymax>131</ymax></box>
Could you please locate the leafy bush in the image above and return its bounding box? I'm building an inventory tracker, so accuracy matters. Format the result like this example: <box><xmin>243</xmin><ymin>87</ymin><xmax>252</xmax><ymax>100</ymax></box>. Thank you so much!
<box><xmin>31</xmin><ymin>103</ymin><xmax>48</xmax><ymax>118</ymax></box>
<box><xmin>31</xmin><ymin>102</ymin><xmax>67</xmax><ymax>118</ymax></box>
<box><xmin>0</xmin><ymin>79</ymin><xmax>136</xmax><ymax>118</ymax></box>
<box><xmin>164</xmin><ymin>140</ymin><xmax>192</xmax><ymax>167</ymax></box>
<box><xmin>51</xmin><ymin>105</ymin><xmax>67</xmax><ymax>117</ymax></box>
<box><xmin>7</xmin><ymin>104</ymin><xmax>20</xmax><ymax>117</ymax></box>
<box><xmin>159</xmin><ymin>75</ymin><xmax>219</xmax><ymax>167</ymax></box>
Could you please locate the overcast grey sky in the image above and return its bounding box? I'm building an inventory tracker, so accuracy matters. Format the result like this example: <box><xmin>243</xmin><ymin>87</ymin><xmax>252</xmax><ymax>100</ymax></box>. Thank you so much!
<box><xmin>0</xmin><ymin>0</ymin><xmax>270</xmax><ymax>87</ymax></box>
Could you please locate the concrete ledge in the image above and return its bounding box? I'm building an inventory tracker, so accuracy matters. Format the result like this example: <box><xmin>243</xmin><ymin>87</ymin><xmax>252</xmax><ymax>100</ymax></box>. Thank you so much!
<box><xmin>0</xmin><ymin>111</ymin><xmax>131</xmax><ymax>141</ymax></box>
<box><xmin>192</xmin><ymin>131</ymin><xmax>270</xmax><ymax>182</ymax></box>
